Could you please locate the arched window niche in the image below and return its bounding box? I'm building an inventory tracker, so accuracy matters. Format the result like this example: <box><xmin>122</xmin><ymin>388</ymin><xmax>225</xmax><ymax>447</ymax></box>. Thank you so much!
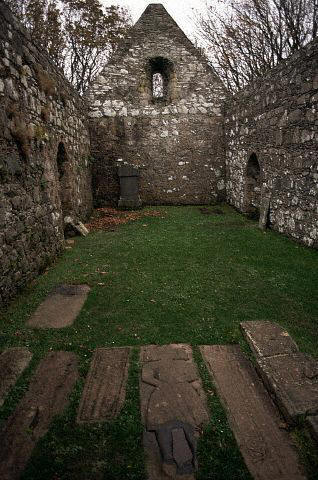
<box><xmin>148</xmin><ymin>57</ymin><xmax>174</xmax><ymax>104</ymax></box>
<box><xmin>245</xmin><ymin>152</ymin><xmax>262</xmax><ymax>214</ymax></box>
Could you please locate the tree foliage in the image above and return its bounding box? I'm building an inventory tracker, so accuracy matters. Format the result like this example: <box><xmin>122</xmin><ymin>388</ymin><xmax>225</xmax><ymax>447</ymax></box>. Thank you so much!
<box><xmin>5</xmin><ymin>0</ymin><xmax>131</xmax><ymax>94</ymax></box>
<box><xmin>196</xmin><ymin>0</ymin><xmax>318</xmax><ymax>92</ymax></box>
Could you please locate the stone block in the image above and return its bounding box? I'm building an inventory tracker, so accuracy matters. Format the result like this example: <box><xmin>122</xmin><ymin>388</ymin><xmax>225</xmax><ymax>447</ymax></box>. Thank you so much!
<box><xmin>201</xmin><ymin>345</ymin><xmax>306</xmax><ymax>480</ymax></box>
<box><xmin>27</xmin><ymin>284</ymin><xmax>91</xmax><ymax>328</ymax></box>
<box><xmin>256</xmin><ymin>352</ymin><xmax>318</xmax><ymax>422</ymax></box>
<box><xmin>77</xmin><ymin>347</ymin><xmax>131</xmax><ymax>423</ymax></box>
<box><xmin>0</xmin><ymin>348</ymin><xmax>32</xmax><ymax>407</ymax></box>
<box><xmin>240</xmin><ymin>321</ymin><xmax>298</xmax><ymax>357</ymax></box>
<box><xmin>0</xmin><ymin>351</ymin><xmax>78</xmax><ymax>480</ymax></box>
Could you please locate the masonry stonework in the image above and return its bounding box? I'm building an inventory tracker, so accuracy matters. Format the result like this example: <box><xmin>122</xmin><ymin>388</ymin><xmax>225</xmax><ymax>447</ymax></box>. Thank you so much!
<box><xmin>0</xmin><ymin>1</ymin><xmax>317</xmax><ymax>304</ymax></box>
<box><xmin>225</xmin><ymin>39</ymin><xmax>318</xmax><ymax>247</ymax></box>
<box><xmin>87</xmin><ymin>4</ymin><xmax>226</xmax><ymax>206</ymax></box>
<box><xmin>0</xmin><ymin>2</ymin><xmax>92</xmax><ymax>303</ymax></box>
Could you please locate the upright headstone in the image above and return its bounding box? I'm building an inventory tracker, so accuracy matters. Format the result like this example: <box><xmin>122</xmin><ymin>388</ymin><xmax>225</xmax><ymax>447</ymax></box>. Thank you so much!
<box><xmin>259</xmin><ymin>195</ymin><xmax>271</xmax><ymax>230</ymax></box>
<box><xmin>118</xmin><ymin>164</ymin><xmax>142</xmax><ymax>208</ymax></box>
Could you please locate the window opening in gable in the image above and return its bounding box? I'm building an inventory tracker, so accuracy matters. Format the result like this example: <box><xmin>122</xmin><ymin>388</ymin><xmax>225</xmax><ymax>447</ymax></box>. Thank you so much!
<box><xmin>153</xmin><ymin>73</ymin><xmax>164</xmax><ymax>98</ymax></box>
<box><xmin>148</xmin><ymin>57</ymin><xmax>174</xmax><ymax>104</ymax></box>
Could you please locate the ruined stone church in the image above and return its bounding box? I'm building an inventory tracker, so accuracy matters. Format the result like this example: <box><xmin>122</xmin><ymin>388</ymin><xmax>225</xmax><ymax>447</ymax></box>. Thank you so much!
<box><xmin>0</xmin><ymin>2</ymin><xmax>317</xmax><ymax>303</ymax></box>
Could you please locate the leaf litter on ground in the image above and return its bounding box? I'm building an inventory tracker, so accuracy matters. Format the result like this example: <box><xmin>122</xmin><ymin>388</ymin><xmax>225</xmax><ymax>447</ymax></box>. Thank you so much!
<box><xmin>85</xmin><ymin>208</ymin><xmax>165</xmax><ymax>231</ymax></box>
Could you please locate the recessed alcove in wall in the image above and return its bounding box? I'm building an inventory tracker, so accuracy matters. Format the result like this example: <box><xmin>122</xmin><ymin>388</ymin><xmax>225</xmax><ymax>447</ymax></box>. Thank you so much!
<box><xmin>56</xmin><ymin>141</ymin><xmax>71</xmax><ymax>215</ymax></box>
<box><xmin>147</xmin><ymin>57</ymin><xmax>175</xmax><ymax>104</ymax></box>
<box><xmin>245</xmin><ymin>153</ymin><xmax>261</xmax><ymax>212</ymax></box>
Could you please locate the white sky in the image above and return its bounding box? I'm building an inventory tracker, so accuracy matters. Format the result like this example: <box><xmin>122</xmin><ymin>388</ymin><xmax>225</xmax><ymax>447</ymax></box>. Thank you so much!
<box><xmin>100</xmin><ymin>1</ymin><xmax>209</xmax><ymax>40</ymax></box>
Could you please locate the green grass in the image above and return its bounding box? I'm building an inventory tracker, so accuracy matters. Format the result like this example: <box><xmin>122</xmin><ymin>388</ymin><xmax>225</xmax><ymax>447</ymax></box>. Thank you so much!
<box><xmin>0</xmin><ymin>205</ymin><xmax>317</xmax><ymax>479</ymax></box>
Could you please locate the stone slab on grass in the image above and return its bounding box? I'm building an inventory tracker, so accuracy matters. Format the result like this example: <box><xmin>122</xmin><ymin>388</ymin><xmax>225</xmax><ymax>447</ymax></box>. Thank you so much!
<box><xmin>256</xmin><ymin>352</ymin><xmax>318</xmax><ymax>422</ymax></box>
<box><xmin>140</xmin><ymin>344</ymin><xmax>209</xmax><ymax>479</ymax></box>
<box><xmin>200</xmin><ymin>345</ymin><xmax>306</xmax><ymax>480</ymax></box>
<box><xmin>307</xmin><ymin>416</ymin><xmax>318</xmax><ymax>443</ymax></box>
<box><xmin>0</xmin><ymin>351</ymin><xmax>78</xmax><ymax>480</ymax></box>
<box><xmin>77</xmin><ymin>347</ymin><xmax>131</xmax><ymax>423</ymax></box>
<box><xmin>0</xmin><ymin>348</ymin><xmax>32</xmax><ymax>407</ymax></box>
<box><xmin>27</xmin><ymin>284</ymin><xmax>90</xmax><ymax>328</ymax></box>
<box><xmin>240</xmin><ymin>321</ymin><xmax>298</xmax><ymax>358</ymax></box>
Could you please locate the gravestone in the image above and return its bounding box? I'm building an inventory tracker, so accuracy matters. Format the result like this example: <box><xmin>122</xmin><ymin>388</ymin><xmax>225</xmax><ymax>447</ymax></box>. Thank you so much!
<box><xmin>201</xmin><ymin>345</ymin><xmax>306</xmax><ymax>480</ymax></box>
<box><xmin>118</xmin><ymin>164</ymin><xmax>142</xmax><ymax>208</ymax></box>
<box><xmin>0</xmin><ymin>348</ymin><xmax>32</xmax><ymax>407</ymax></box>
<box><xmin>0</xmin><ymin>351</ymin><xmax>78</xmax><ymax>480</ymax></box>
<box><xmin>259</xmin><ymin>196</ymin><xmax>271</xmax><ymax>230</ymax></box>
<box><xmin>27</xmin><ymin>284</ymin><xmax>91</xmax><ymax>328</ymax></box>
<box><xmin>140</xmin><ymin>344</ymin><xmax>209</xmax><ymax>479</ymax></box>
<box><xmin>77</xmin><ymin>347</ymin><xmax>131</xmax><ymax>423</ymax></box>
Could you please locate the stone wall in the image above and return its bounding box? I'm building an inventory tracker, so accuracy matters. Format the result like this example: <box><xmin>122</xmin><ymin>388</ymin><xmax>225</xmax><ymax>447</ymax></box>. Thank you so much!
<box><xmin>87</xmin><ymin>4</ymin><xmax>226</xmax><ymax>206</ymax></box>
<box><xmin>225</xmin><ymin>38</ymin><xmax>318</xmax><ymax>247</ymax></box>
<box><xmin>0</xmin><ymin>2</ymin><xmax>93</xmax><ymax>304</ymax></box>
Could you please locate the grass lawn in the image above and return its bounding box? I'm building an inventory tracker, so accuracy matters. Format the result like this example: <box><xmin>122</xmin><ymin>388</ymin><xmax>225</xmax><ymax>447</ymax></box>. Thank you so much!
<box><xmin>0</xmin><ymin>205</ymin><xmax>317</xmax><ymax>479</ymax></box>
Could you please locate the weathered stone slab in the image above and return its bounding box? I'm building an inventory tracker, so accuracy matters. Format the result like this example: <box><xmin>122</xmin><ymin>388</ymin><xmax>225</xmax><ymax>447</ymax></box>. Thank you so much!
<box><xmin>64</xmin><ymin>216</ymin><xmax>89</xmax><ymax>236</ymax></box>
<box><xmin>0</xmin><ymin>351</ymin><xmax>78</xmax><ymax>480</ymax></box>
<box><xmin>0</xmin><ymin>348</ymin><xmax>32</xmax><ymax>407</ymax></box>
<box><xmin>77</xmin><ymin>347</ymin><xmax>130</xmax><ymax>423</ymax></box>
<box><xmin>256</xmin><ymin>352</ymin><xmax>318</xmax><ymax>422</ymax></box>
<box><xmin>140</xmin><ymin>344</ymin><xmax>209</xmax><ymax>479</ymax></box>
<box><xmin>27</xmin><ymin>284</ymin><xmax>90</xmax><ymax>328</ymax></box>
<box><xmin>259</xmin><ymin>196</ymin><xmax>271</xmax><ymax>230</ymax></box>
<box><xmin>307</xmin><ymin>415</ymin><xmax>318</xmax><ymax>442</ymax></box>
<box><xmin>240</xmin><ymin>321</ymin><xmax>299</xmax><ymax>357</ymax></box>
<box><xmin>200</xmin><ymin>345</ymin><xmax>306</xmax><ymax>480</ymax></box>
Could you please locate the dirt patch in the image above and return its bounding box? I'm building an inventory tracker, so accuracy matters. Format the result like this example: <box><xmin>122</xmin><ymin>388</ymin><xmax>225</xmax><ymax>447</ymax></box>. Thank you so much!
<box><xmin>77</xmin><ymin>347</ymin><xmax>131</xmax><ymax>423</ymax></box>
<box><xmin>0</xmin><ymin>348</ymin><xmax>32</xmax><ymax>407</ymax></box>
<box><xmin>27</xmin><ymin>284</ymin><xmax>90</xmax><ymax>329</ymax></box>
<box><xmin>0</xmin><ymin>351</ymin><xmax>78</xmax><ymax>480</ymax></box>
<box><xmin>201</xmin><ymin>345</ymin><xmax>306</xmax><ymax>480</ymax></box>
<box><xmin>86</xmin><ymin>208</ymin><xmax>165</xmax><ymax>232</ymax></box>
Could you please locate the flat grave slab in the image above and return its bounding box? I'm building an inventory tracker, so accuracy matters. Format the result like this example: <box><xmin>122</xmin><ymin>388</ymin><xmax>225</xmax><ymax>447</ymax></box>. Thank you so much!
<box><xmin>200</xmin><ymin>345</ymin><xmax>306</xmax><ymax>480</ymax></box>
<box><xmin>140</xmin><ymin>344</ymin><xmax>209</xmax><ymax>480</ymax></box>
<box><xmin>0</xmin><ymin>351</ymin><xmax>78</xmax><ymax>480</ymax></box>
<box><xmin>256</xmin><ymin>352</ymin><xmax>318</xmax><ymax>422</ymax></box>
<box><xmin>240</xmin><ymin>321</ymin><xmax>298</xmax><ymax>357</ymax></box>
<box><xmin>27</xmin><ymin>284</ymin><xmax>90</xmax><ymax>328</ymax></box>
<box><xmin>0</xmin><ymin>348</ymin><xmax>32</xmax><ymax>407</ymax></box>
<box><xmin>77</xmin><ymin>347</ymin><xmax>131</xmax><ymax>423</ymax></box>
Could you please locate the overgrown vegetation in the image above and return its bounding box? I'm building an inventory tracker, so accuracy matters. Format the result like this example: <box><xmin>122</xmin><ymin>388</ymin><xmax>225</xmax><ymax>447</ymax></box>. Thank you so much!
<box><xmin>0</xmin><ymin>206</ymin><xmax>317</xmax><ymax>479</ymax></box>
<box><xmin>4</xmin><ymin>0</ymin><xmax>132</xmax><ymax>94</ymax></box>
<box><xmin>196</xmin><ymin>0</ymin><xmax>318</xmax><ymax>92</ymax></box>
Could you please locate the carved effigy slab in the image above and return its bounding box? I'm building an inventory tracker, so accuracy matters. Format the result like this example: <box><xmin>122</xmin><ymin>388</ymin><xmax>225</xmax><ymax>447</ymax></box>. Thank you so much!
<box><xmin>77</xmin><ymin>347</ymin><xmax>130</xmax><ymax>423</ymax></box>
<box><xmin>201</xmin><ymin>345</ymin><xmax>306</xmax><ymax>480</ymax></box>
<box><xmin>0</xmin><ymin>348</ymin><xmax>32</xmax><ymax>407</ymax></box>
<box><xmin>140</xmin><ymin>344</ymin><xmax>209</xmax><ymax>479</ymax></box>
<box><xmin>27</xmin><ymin>284</ymin><xmax>90</xmax><ymax>328</ymax></box>
<box><xmin>256</xmin><ymin>352</ymin><xmax>318</xmax><ymax>422</ymax></box>
<box><xmin>0</xmin><ymin>351</ymin><xmax>78</xmax><ymax>480</ymax></box>
<box><xmin>240</xmin><ymin>321</ymin><xmax>299</xmax><ymax>357</ymax></box>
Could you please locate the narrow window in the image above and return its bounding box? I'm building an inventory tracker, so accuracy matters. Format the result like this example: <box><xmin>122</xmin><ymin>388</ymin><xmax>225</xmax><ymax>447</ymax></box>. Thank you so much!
<box><xmin>152</xmin><ymin>73</ymin><xmax>164</xmax><ymax>98</ymax></box>
<box><xmin>148</xmin><ymin>57</ymin><xmax>174</xmax><ymax>104</ymax></box>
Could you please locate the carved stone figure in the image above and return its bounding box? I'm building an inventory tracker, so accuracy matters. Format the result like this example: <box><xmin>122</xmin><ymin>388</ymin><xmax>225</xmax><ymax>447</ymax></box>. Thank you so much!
<box><xmin>140</xmin><ymin>344</ymin><xmax>209</xmax><ymax>479</ymax></box>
